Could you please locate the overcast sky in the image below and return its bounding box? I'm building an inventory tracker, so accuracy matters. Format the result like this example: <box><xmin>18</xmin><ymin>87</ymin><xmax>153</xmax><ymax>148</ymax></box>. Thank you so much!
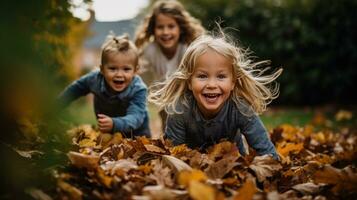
<box><xmin>71</xmin><ymin>0</ymin><xmax>149</xmax><ymax>21</ymax></box>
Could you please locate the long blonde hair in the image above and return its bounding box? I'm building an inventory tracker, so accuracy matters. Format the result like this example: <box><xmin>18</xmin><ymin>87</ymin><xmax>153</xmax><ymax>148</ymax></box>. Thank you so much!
<box><xmin>135</xmin><ymin>0</ymin><xmax>205</xmax><ymax>48</ymax></box>
<box><xmin>148</xmin><ymin>33</ymin><xmax>283</xmax><ymax>115</ymax></box>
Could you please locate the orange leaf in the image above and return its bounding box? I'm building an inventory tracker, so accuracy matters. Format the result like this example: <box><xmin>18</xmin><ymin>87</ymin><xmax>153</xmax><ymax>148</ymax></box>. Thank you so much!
<box><xmin>313</xmin><ymin>165</ymin><xmax>357</xmax><ymax>194</ymax></box>
<box><xmin>276</xmin><ymin>142</ymin><xmax>304</xmax><ymax>157</ymax></box>
<box><xmin>178</xmin><ymin>169</ymin><xmax>207</xmax><ymax>187</ymax></box>
<box><xmin>233</xmin><ymin>178</ymin><xmax>257</xmax><ymax>200</ymax></box>
<box><xmin>189</xmin><ymin>180</ymin><xmax>216</xmax><ymax>200</ymax></box>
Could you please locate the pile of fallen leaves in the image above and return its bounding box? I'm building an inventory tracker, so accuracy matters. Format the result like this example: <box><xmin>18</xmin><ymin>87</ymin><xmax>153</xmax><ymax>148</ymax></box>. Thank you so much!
<box><xmin>53</xmin><ymin>123</ymin><xmax>357</xmax><ymax>200</ymax></box>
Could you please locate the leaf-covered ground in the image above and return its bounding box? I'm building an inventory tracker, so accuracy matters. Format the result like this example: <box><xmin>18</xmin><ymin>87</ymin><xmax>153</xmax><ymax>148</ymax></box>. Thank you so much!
<box><xmin>49</xmin><ymin>114</ymin><xmax>357</xmax><ymax>200</ymax></box>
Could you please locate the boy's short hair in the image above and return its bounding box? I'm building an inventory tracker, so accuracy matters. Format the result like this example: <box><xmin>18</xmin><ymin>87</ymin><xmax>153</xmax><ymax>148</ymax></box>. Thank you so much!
<box><xmin>101</xmin><ymin>33</ymin><xmax>139</xmax><ymax>69</ymax></box>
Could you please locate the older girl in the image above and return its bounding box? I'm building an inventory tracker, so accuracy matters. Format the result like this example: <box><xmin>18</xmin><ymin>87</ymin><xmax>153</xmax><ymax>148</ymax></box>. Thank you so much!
<box><xmin>135</xmin><ymin>0</ymin><xmax>205</xmax><ymax>132</ymax></box>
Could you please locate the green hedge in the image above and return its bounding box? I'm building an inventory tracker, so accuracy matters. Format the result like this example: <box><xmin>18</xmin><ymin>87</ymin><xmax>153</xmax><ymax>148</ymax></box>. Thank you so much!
<box><xmin>181</xmin><ymin>0</ymin><xmax>357</xmax><ymax>105</ymax></box>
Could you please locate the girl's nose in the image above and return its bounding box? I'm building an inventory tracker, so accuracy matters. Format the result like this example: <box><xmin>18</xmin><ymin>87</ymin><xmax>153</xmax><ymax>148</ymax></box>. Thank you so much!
<box><xmin>206</xmin><ymin>78</ymin><xmax>217</xmax><ymax>88</ymax></box>
<box><xmin>163</xmin><ymin>27</ymin><xmax>169</xmax><ymax>34</ymax></box>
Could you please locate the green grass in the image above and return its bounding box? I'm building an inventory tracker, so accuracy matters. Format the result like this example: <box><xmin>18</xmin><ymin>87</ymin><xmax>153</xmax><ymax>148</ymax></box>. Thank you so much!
<box><xmin>63</xmin><ymin>98</ymin><xmax>356</xmax><ymax>134</ymax></box>
<box><xmin>261</xmin><ymin>107</ymin><xmax>314</xmax><ymax>130</ymax></box>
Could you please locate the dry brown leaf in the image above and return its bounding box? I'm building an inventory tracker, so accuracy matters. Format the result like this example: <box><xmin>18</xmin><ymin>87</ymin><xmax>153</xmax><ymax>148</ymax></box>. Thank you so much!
<box><xmin>249</xmin><ymin>155</ymin><xmax>282</xmax><ymax>182</ymax></box>
<box><xmin>96</xmin><ymin>168</ymin><xmax>113</xmax><ymax>188</ymax></box>
<box><xmin>205</xmin><ymin>155</ymin><xmax>238</xmax><ymax>179</ymax></box>
<box><xmin>313</xmin><ymin>165</ymin><xmax>357</xmax><ymax>194</ymax></box>
<box><xmin>189</xmin><ymin>180</ymin><xmax>216</xmax><ymax>200</ymax></box>
<box><xmin>233</xmin><ymin>178</ymin><xmax>257</xmax><ymax>200</ymax></box>
<box><xmin>189</xmin><ymin>150</ymin><xmax>214</xmax><ymax>169</ymax></box>
<box><xmin>67</xmin><ymin>151</ymin><xmax>99</xmax><ymax>169</ymax></box>
<box><xmin>292</xmin><ymin>182</ymin><xmax>323</xmax><ymax>195</ymax></box>
<box><xmin>178</xmin><ymin>169</ymin><xmax>207</xmax><ymax>187</ymax></box>
<box><xmin>144</xmin><ymin>144</ymin><xmax>166</xmax><ymax>154</ymax></box>
<box><xmin>207</xmin><ymin>141</ymin><xmax>238</xmax><ymax>161</ymax></box>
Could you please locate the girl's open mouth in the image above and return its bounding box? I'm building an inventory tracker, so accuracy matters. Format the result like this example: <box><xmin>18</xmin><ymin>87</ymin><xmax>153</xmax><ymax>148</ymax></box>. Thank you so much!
<box><xmin>203</xmin><ymin>93</ymin><xmax>221</xmax><ymax>103</ymax></box>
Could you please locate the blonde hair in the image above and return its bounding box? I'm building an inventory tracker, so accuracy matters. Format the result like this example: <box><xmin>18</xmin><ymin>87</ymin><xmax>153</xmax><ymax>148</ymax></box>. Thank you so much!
<box><xmin>135</xmin><ymin>0</ymin><xmax>205</xmax><ymax>48</ymax></box>
<box><xmin>148</xmin><ymin>33</ymin><xmax>283</xmax><ymax>115</ymax></box>
<box><xmin>101</xmin><ymin>32</ymin><xmax>139</xmax><ymax>69</ymax></box>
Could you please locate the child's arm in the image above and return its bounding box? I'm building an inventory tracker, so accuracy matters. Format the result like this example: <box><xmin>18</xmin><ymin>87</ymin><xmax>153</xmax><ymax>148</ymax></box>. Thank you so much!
<box><xmin>240</xmin><ymin>114</ymin><xmax>278</xmax><ymax>159</ymax></box>
<box><xmin>111</xmin><ymin>88</ymin><xmax>147</xmax><ymax>133</ymax></box>
<box><xmin>165</xmin><ymin>113</ymin><xmax>186</xmax><ymax>145</ymax></box>
<box><xmin>57</xmin><ymin>72</ymin><xmax>94</xmax><ymax>107</ymax></box>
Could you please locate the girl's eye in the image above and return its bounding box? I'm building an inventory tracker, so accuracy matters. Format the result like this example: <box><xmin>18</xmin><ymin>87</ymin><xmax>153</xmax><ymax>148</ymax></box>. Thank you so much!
<box><xmin>156</xmin><ymin>25</ymin><xmax>164</xmax><ymax>30</ymax></box>
<box><xmin>168</xmin><ymin>24</ymin><xmax>176</xmax><ymax>29</ymax></box>
<box><xmin>197</xmin><ymin>74</ymin><xmax>207</xmax><ymax>79</ymax></box>
<box><xmin>217</xmin><ymin>74</ymin><xmax>227</xmax><ymax>79</ymax></box>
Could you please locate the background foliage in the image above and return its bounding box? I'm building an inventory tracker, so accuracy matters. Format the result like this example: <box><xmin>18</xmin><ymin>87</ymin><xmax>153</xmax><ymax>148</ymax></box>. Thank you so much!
<box><xmin>0</xmin><ymin>0</ymin><xmax>91</xmax><ymax>198</ymax></box>
<box><xmin>180</xmin><ymin>0</ymin><xmax>357</xmax><ymax>105</ymax></box>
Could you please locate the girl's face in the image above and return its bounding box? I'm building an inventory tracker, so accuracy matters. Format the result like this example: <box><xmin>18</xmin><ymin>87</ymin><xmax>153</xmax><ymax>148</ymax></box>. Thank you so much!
<box><xmin>189</xmin><ymin>50</ymin><xmax>235</xmax><ymax>119</ymax></box>
<box><xmin>101</xmin><ymin>52</ymin><xmax>136</xmax><ymax>93</ymax></box>
<box><xmin>154</xmin><ymin>13</ymin><xmax>180</xmax><ymax>53</ymax></box>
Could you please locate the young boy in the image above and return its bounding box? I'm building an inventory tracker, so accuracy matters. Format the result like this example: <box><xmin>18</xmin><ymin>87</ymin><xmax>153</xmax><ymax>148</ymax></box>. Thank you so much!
<box><xmin>58</xmin><ymin>34</ymin><xmax>150</xmax><ymax>137</ymax></box>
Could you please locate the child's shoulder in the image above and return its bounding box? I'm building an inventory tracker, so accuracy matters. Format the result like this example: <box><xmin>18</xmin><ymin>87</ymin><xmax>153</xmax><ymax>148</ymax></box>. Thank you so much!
<box><xmin>130</xmin><ymin>75</ymin><xmax>147</xmax><ymax>90</ymax></box>
<box><xmin>231</xmin><ymin>98</ymin><xmax>256</xmax><ymax>117</ymax></box>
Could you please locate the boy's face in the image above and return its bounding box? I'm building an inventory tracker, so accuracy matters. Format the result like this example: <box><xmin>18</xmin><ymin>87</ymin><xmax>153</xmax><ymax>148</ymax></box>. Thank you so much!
<box><xmin>189</xmin><ymin>50</ymin><xmax>235</xmax><ymax>119</ymax></box>
<box><xmin>101</xmin><ymin>52</ymin><xmax>136</xmax><ymax>93</ymax></box>
<box><xmin>154</xmin><ymin>13</ymin><xmax>180</xmax><ymax>53</ymax></box>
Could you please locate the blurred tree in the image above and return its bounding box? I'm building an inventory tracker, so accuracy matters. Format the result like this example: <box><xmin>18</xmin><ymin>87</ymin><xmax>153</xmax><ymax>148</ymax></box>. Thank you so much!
<box><xmin>179</xmin><ymin>0</ymin><xmax>357</xmax><ymax>105</ymax></box>
<box><xmin>0</xmin><ymin>0</ymin><xmax>91</xmax><ymax>198</ymax></box>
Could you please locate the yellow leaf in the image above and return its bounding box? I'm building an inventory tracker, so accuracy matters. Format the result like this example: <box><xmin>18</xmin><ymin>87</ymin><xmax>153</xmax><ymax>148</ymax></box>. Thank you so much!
<box><xmin>170</xmin><ymin>144</ymin><xmax>190</xmax><ymax>156</ymax></box>
<box><xmin>189</xmin><ymin>180</ymin><xmax>216</xmax><ymax>200</ymax></box>
<box><xmin>276</xmin><ymin>142</ymin><xmax>304</xmax><ymax>157</ymax></box>
<box><xmin>335</xmin><ymin>110</ymin><xmax>352</xmax><ymax>121</ymax></box>
<box><xmin>178</xmin><ymin>169</ymin><xmax>207</xmax><ymax>187</ymax></box>
<box><xmin>78</xmin><ymin>138</ymin><xmax>97</xmax><ymax>148</ymax></box>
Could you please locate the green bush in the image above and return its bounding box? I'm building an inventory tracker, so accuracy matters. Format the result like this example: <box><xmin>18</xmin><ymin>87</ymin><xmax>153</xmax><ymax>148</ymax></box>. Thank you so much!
<box><xmin>181</xmin><ymin>0</ymin><xmax>357</xmax><ymax>105</ymax></box>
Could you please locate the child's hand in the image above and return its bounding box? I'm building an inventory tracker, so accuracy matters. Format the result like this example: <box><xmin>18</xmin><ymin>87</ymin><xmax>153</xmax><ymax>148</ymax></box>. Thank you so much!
<box><xmin>97</xmin><ymin>114</ymin><xmax>113</xmax><ymax>133</ymax></box>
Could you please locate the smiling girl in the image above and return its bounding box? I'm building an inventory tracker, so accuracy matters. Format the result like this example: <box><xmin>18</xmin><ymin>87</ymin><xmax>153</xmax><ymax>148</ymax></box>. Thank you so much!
<box><xmin>58</xmin><ymin>33</ymin><xmax>150</xmax><ymax>137</ymax></box>
<box><xmin>149</xmin><ymin>33</ymin><xmax>282</xmax><ymax>159</ymax></box>
<box><xmin>135</xmin><ymin>0</ymin><xmax>204</xmax><ymax>132</ymax></box>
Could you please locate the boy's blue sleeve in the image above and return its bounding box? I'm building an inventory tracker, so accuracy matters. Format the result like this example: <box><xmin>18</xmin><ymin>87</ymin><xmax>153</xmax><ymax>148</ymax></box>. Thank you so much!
<box><xmin>111</xmin><ymin>88</ymin><xmax>147</xmax><ymax>133</ymax></box>
<box><xmin>57</xmin><ymin>72</ymin><xmax>94</xmax><ymax>107</ymax></box>
<box><xmin>165</xmin><ymin>113</ymin><xmax>186</xmax><ymax>145</ymax></box>
<box><xmin>240</xmin><ymin>114</ymin><xmax>279</xmax><ymax>159</ymax></box>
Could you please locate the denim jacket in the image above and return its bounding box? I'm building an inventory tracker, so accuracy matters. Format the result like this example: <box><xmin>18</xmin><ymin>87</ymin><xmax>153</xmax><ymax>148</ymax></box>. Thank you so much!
<box><xmin>58</xmin><ymin>70</ymin><xmax>150</xmax><ymax>137</ymax></box>
<box><xmin>165</xmin><ymin>94</ymin><xmax>277</xmax><ymax>159</ymax></box>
